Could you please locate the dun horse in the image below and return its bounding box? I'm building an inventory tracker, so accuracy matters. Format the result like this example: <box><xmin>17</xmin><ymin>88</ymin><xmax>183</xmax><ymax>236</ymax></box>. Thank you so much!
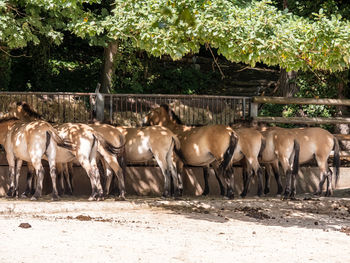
<box><xmin>113</xmin><ymin>125</ymin><xmax>182</xmax><ymax>198</ymax></box>
<box><xmin>283</xmin><ymin>127</ymin><xmax>339</xmax><ymax>198</ymax></box>
<box><xmin>202</xmin><ymin>127</ymin><xmax>264</xmax><ymax>198</ymax></box>
<box><xmin>143</xmin><ymin>104</ymin><xmax>238</xmax><ymax>198</ymax></box>
<box><xmin>57</xmin><ymin>124</ymin><xmax>180</xmax><ymax>198</ymax></box>
<box><xmin>0</xmin><ymin>117</ymin><xmax>73</xmax><ymax>200</ymax></box>
<box><xmin>9</xmin><ymin>102</ymin><xmax>125</xmax><ymax>201</ymax></box>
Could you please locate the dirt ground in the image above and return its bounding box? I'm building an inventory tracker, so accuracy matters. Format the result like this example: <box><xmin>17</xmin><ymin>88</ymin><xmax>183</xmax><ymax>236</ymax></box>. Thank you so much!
<box><xmin>1</xmin><ymin>191</ymin><xmax>350</xmax><ymax>263</ymax></box>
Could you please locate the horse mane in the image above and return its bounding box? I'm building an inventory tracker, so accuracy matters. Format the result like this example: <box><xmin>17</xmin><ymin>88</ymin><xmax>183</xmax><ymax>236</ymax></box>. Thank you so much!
<box><xmin>160</xmin><ymin>104</ymin><xmax>182</xmax><ymax>124</ymax></box>
<box><xmin>17</xmin><ymin>101</ymin><xmax>43</xmax><ymax>119</ymax></box>
<box><xmin>0</xmin><ymin>116</ymin><xmax>19</xmax><ymax>124</ymax></box>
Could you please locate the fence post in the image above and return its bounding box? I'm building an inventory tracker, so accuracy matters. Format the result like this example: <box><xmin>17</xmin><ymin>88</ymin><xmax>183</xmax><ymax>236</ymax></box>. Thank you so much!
<box><xmin>250</xmin><ymin>101</ymin><xmax>258</xmax><ymax>118</ymax></box>
<box><xmin>95</xmin><ymin>83</ymin><xmax>104</xmax><ymax>122</ymax></box>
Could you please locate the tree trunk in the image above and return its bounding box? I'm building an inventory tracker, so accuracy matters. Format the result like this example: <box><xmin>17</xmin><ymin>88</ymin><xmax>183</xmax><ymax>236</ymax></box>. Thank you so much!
<box><xmin>100</xmin><ymin>41</ymin><xmax>118</xmax><ymax>93</ymax></box>
<box><xmin>277</xmin><ymin>68</ymin><xmax>298</xmax><ymax>97</ymax></box>
<box><xmin>334</xmin><ymin>70</ymin><xmax>350</xmax><ymax>150</ymax></box>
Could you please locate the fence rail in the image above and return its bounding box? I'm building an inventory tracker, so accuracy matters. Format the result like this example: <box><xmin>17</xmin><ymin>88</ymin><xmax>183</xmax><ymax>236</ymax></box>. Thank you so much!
<box><xmin>0</xmin><ymin>92</ymin><xmax>251</xmax><ymax>126</ymax></box>
<box><xmin>250</xmin><ymin>96</ymin><xmax>350</xmax><ymax>125</ymax></box>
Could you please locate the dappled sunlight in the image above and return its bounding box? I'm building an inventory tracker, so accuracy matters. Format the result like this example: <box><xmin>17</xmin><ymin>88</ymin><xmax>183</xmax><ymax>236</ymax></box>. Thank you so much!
<box><xmin>193</xmin><ymin>143</ymin><xmax>200</xmax><ymax>155</ymax></box>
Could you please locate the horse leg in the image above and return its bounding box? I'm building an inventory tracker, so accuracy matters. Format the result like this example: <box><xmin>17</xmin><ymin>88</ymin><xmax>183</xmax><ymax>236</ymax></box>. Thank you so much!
<box><xmin>225</xmin><ymin>167</ymin><xmax>235</xmax><ymax>199</ymax></box>
<box><xmin>99</xmin><ymin>158</ymin><xmax>112</xmax><ymax>197</ymax></box>
<box><xmin>264</xmin><ymin>164</ymin><xmax>271</xmax><ymax>195</ymax></box>
<box><xmin>45</xmin><ymin>137</ymin><xmax>59</xmax><ymax>201</ymax></box>
<box><xmin>314</xmin><ymin>156</ymin><xmax>329</xmax><ymax>196</ymax></box>
<box><xmin>272</xmin><ymin>161</ymin><xmax>283</xmax><ymax>196</ymax></box>
<box><xmin>154</xmin><ymin>154</ymin><xmax>171</xmax><ymax>198</ymax></box>
<box><xmin>56</xmin><ymin>163</ymin><xmax>65</xmax><ymax>196</ymax></box>
<box><xmin>14</xmin><ymin>159</ymin><xmax>23</xmax><ymax>198</ymax></box>
<box><xmin>30</xmin><ymin>162</ymin><xmax>45</xmax><ymax>201</ymax></box>
<box><xmin>280</xmin><ymin>157</ymin><xmax>292</xmax><ymax>200</ymax></box>
<box><xmin>6</xmin><ymin>153</ymin><xmax>16</xmax><ymax>198</ymax></box>
<box><xmin>202</xmin><ymin>166</ymin><xmax>210</xmax><ymax>196</ymax></box>
<box><xmin>104</xmin><ymin>166</ymin><xmax>114</xmax><ymax>197</ymax></box>
<box><xmin>166</xmin><ymin>149</ymin><xmax>180</xmax><ymax>198</ymax></box>
<box><xmin>240</xmin><ymin>166</ymin><xmax>253</xmax><ymax>198</ymax></box>
<box><xmin>21</xmin><ymin>164</ymin><xmax>35</xmax><ymax>198</ymax></box>
<box><xmin>212</xmin><ymin>164</ymin><xmax>232</xmax><ymax>199</ymax></box>
<box><xmin>101</xmin><ymin>153</ymin><xmax>125</xmax><ymax>200</ymax></box>
<box><xmin>325</xmin><ymin>169</ymin><xmax>333</xmax><ymax>197</ymax></box>
<box><xmin>256</xmin><ymin>166</ymin><xmax>264</xmax><ymax>197</ymax></box>
<box><xmin>66</xmin><ymin>162</ymin><xmax>74</xmax><ymax>194</ymax></box>
<box><xmin>79</xmin><ymin>158</ymin><xmax>98</xmax><ymax>201</ymax></box>
<box><xmin>290</xmin><ymin>172</ymin><xmax>297</xmax><ymax>200</ymax></box>
<box><xmin>215</xmin><ymin>167</ymin><xmax>226</xmax><ymax>196</ymax></box>
<box><xmin>63</xmin><ymin>163</ymin><xmax>73</xmax><ymax>195</ymax></box>
<box><xmin>176</xmin><ymin>160</ymin><xmax>184</xmax><ymax>196</ymax></box>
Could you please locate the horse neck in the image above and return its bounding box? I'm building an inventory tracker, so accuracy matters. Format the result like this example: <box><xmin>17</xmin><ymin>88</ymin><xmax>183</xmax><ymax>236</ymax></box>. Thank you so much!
<box><xmin>161</xmin><ymin>121</ymin><xmax>192</xmax><ymax>136</ymax></box>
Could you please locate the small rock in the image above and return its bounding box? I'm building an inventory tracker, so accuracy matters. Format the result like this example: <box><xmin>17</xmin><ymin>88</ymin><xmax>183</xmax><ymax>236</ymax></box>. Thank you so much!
<box><xmin>19</xmin><ymin>223</ymin><xmax>31</xmax><ymax>229</ymax></box>
<box><xmin>252</xmin><ymin>231</ymin><xmax>256</xmax><ymax>235</ymax></box>
<box><xmin>314</xmin><ymin>221</ymin><xmax>319</xmax><ymax>225</ymax></box>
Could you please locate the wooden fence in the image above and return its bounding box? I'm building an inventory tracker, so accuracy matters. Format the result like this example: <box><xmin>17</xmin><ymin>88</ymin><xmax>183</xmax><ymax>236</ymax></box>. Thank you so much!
<box><xmin>250</xmin><ymin>96</ymin><xmax>350</xmax><ymax>160</ymax></box>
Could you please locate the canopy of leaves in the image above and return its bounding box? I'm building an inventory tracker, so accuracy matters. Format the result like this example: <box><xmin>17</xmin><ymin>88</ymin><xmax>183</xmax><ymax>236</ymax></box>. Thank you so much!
<box><xmin>0</xmin><ymin>0</ymin><xmax>99</xmax><ymax>50</ymax></box>
<box><xmin>94</xmin><ymin>0</ymin><xmax>350</xmax><ymax>72</ymax></box>
<box><xmin>2</xmin><ymin>0</ymin><xmax>350</xmax><ymax>73</ymax></box>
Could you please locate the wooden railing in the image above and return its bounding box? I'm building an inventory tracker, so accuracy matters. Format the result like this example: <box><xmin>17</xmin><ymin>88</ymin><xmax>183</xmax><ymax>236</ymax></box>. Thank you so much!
<box><xmin>250</xmin><ymin>96</ymin><xmax>350</xmax><ymax>160</ymax></box>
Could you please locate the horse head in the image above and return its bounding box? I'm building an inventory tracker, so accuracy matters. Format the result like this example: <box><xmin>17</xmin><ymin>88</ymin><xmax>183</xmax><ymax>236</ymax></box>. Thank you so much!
<box><xmin>9</xmin><ymin>101</ymin><xmax>42</xmax><ymax>121</ymax></box>
<box><xmin>143</xmin><ymin>104</ymin><xmax>182</xmax><ymax>126</ymax></box>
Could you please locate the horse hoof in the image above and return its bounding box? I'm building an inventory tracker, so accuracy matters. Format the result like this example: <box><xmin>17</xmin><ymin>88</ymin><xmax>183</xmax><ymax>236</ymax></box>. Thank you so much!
<box><xmin>51</xmin><ymin>195</ymin><xmax>60</xmax><ymax>201</ymax></box>
<box><xmin>281</xmin><ymin>196</ymin><xmax>288</xmax><ymax>201</ymax></box>
<box><xmin>88</xmin><ymin>196</ymin><xmax>96</xmax><ymax>201</ymax></box>
<box><xmin>21</xmin><ymin>192</ymin><xmax>30</xmax><ymax>199</ymax></box>
<box><xmin>115</xmin><ymin>196</ymin><xmax>126</xmax><ymax>201</ymax></box>
<box><xmin>97</xmin><ymin>196</ymin><xmax>104</xmax><ymax>201</ymax></box>
<box><xmin>30</xmin><ymin>196</ymin><xmax>39</xmax><ymax>201</ymax></box>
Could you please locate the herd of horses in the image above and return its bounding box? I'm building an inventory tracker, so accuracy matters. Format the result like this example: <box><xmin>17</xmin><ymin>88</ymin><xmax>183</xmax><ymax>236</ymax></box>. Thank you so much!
<box><xmin>0</xmin><ymin>101</ymin><xmax>341</xmax><ymax>201</ymax></box>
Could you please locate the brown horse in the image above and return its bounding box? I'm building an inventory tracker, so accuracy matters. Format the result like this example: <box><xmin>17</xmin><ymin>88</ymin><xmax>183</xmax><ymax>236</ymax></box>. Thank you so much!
<box><xmin>111</xmin><ymin>125</ymin><xmax>182</xmax><ymax>197</ymax></box>
<box><xmin>89</xmin><ymin>123</ymin><xmax>126</xmax><ymax>200</ymax></box>
<box><xmin>258</xmin><ymin>127</ymin><xmax>300</xmax><ymax>199</ymax></box>
<box><xmin>0</xmin><ymin>117</ymin><xmax>73</xmax><ymax>200</ymax></box>
<box><xmin>8</xmin><ymin>102</ymin><xmax>125</xmax><ymax>201</ymax></box>
<box><xmin>235</xmin><ymin>123</ymin><xmax>340</xmax><ymax>199</ymax></box>
<box><xmin>284</xmin><ymin>127</ymin><xmax>339</xmax><ymax>198</ymax></box>
<box><xmin>143</xmin><ymin>104</ymin><xmax>238</xmax><ymax>198</ymax></box>
<box><xmin>202</xmin><ymin>127</ymin><xmax>264</xmax><ymax>197</ymax></box>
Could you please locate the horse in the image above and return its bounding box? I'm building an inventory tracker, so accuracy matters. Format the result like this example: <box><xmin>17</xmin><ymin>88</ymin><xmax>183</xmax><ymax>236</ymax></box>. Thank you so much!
<box><xmin>88</xmin><ymin>123</ymin><xmax>126</xmax><ymax>200</ymax></box>
<box><xmin>258</xmin><ymin>127</ymin><xmax>300</xmax><ymax>199</ymax></box>
<box><xmin>111</xmin><ymin>125</ymin><xmax>182</xmax><ymax>198</ymax></box>
<box><xmin>202</xmin><ymin>127</ymin><xmax>264</xmax><ymax>198</ymax></box>
<box><xmin>284</xmin><ymin>127</ymin><xmax>340</xmax><ymax>198</ymax></box>
<box><xmin>8</xmin><ymin>102</ymin><xmax>126</xmax><ymax>201</ymax></box>
<box><xmin>232</xmin><ymin>121</ymin><xmax>340</xmax><ymax>199</ymax></box>
<box><xmin>143</xmin><ymin>104</ymin><xmax>238</xmax><ymax>198</ymax></box>
<box><xmin>0</xmin><ymin>117</ymin><xmax>73</xmax><ymax>200</ymax></box>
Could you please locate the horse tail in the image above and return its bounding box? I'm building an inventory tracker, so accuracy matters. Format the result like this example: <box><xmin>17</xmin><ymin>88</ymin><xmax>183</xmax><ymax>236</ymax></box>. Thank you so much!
<box><xmin>219</xmin><ymin>131</ymin><xmax>238</xmax><ymax>172</ymax></box>
<box><xmin>258</xmin><ymin>137</ymin><xmax>266</xmax><ymax>159</ymax></box>
<box><xmin>93</xmin><ymin>131</ymin><xmax>125</xmax><ymax>156</ymax></box>
<box><xmin>46</xmin><ymin>129</ymin><xmax>74</xmax><ymax>151</ymax></box>
<box><xmin>172</xmin><ymin>135</ymin><xmax>186</xmax><ymax>163</ymax></box>
<box><xmin>333</xmin><ymin>137</ymin><xmax>340</xmax><ymax>187</ymax></box>
<box><xmin>292</xmin><ymin>139</ymin><xmax>300</xmax><ymax>175</ymax></box>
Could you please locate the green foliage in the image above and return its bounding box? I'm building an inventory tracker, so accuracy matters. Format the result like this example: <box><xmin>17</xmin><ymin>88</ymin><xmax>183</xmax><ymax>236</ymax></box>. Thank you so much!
<box><xmin>259</xmin><ymin>70</ymin><xmax>342</xmax><ymax>129</ymax></box>
<box><xmin>99</xmin><ymin>0</ymin><xmax>350</xmax><ymax>72</ymax></box>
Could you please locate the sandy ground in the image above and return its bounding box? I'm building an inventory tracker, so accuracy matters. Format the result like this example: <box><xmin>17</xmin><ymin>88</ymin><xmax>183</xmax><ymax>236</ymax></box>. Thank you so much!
<box><xmin>1</xmin><ymin>191</ymin><xmax>350</xmax><ymax>263</ymax></box>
